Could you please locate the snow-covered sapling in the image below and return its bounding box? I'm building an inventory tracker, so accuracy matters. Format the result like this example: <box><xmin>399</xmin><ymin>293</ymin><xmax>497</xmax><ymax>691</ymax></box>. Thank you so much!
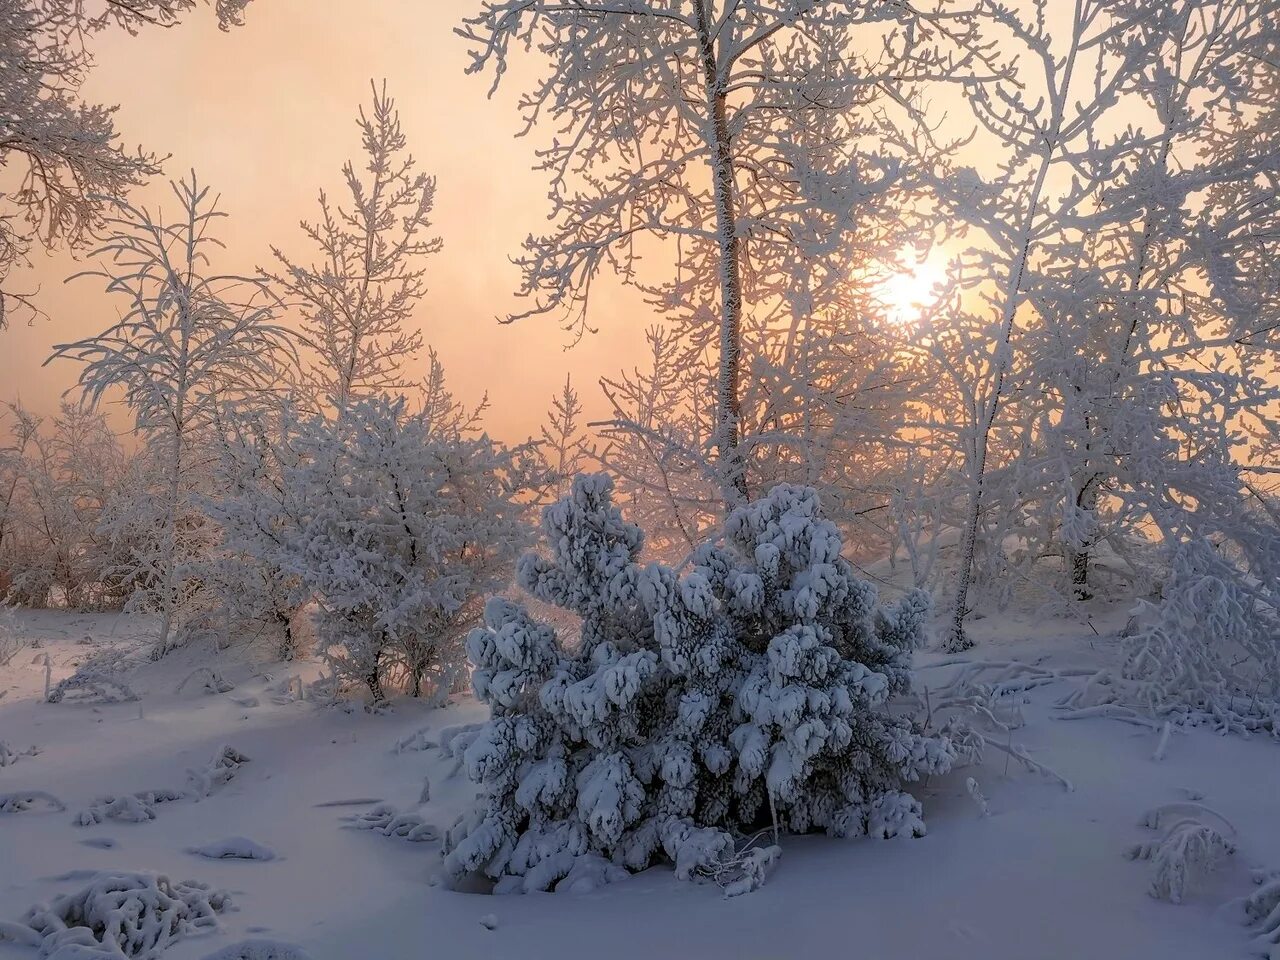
<box><xmin>1125</xmin><ymin>803</ymin><xmax>1237</xmax><ymax>904</ymax></box>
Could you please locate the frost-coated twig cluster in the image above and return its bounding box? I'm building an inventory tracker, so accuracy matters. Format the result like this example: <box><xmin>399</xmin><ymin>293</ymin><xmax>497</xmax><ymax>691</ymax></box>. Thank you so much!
<box><xmin>1061</xmin><ymin>542</ymin><xmax>1280</xmax><ymax>738</ymax></box>
<box><xmin>16</xmin><ymin>872</ymin><xmax>229</xmax><ymax>959</ymax></box>
<box><xmin>1125</xmin><ymin>802</ymin><xmax>1237</xmax><ymax>904</ymax></box>
<box><xmin>915</xmin><ymin>658</ymin><xmax>1078</xmax><ymax>790</ymax></box>
<box><xmin>442</xmin><ymin>475</ymin><xmax>953</xmax><ymax>894</ymax></box>
<box><xmin>346</xmin><ymin>804</ymin><xmax>439</xmax><ymax>843</ymax></box>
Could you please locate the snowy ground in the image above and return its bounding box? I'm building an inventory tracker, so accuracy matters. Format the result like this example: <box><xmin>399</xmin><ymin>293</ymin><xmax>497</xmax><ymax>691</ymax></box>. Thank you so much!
<box><xmin>2</xmin><ymin>605</ymin><xmax>1279</xmax><ymax>960</ymax></box>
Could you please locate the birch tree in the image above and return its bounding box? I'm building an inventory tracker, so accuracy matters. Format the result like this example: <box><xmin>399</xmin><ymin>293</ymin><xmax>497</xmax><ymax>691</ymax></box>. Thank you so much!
<box><xmin>914</xmin><ymin>0</ymin><xmax>1180</xmax><ymax>649</ymax></box>
<box><xmin>49</xmin><ymin>174</ymin><xmax>294</xmax><ymax>654</ymax></box>
<box><xmin>459</xmin><ymin>0</ymin><xmax>970</xmax><ymax>510</ymax></box>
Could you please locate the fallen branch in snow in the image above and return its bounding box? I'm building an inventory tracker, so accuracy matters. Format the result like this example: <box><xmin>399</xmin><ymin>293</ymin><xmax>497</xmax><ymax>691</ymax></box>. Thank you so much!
<box><xmin>973</xmin><ymin>732</ymin><xmax>1074</xmax><ymax>791</ymax></box>
<box><xmin>1125</xmin><ymin>803</ymin><xmax>1236</xmax><ymax>903</ymax></box>
<box><xmin>20</xmin><ymin>871</ymin><xmax>229</xmax><ymax>959</ymax></box>
<box><xmin>345</xmin><ymin>803</ymin><xmax>439</xmax><ymax>842</ymax></box>
<box><xmin>1054</xmin><ymin>703</ymin><xmax>1163</xmax><ymax>730</ymax></box>
<box><xmin>47</xmin><ymin>665</ymin><xmax>138</xmax><ymax>704</ymax></box>
<box><xmin>312</xmin><ymin>797</ymin><xmax>383</xmax><ymax>808</ymax></box>
<box><xmin>0</xmin><ymin>790</ymin><xmax>65</xmax><ymax>813</ymax></box>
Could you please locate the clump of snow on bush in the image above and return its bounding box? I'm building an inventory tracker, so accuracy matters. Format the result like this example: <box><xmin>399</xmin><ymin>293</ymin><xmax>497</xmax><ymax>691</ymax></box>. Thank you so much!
<box><xmin>442</xmin><ymin>474</ymin><xmax>953</xmax><ymax>894</ymax></box>
<box><xmin>17</xmin><ymin>871</ymin><xmax>229</xmax><ymax>959</ymax></box>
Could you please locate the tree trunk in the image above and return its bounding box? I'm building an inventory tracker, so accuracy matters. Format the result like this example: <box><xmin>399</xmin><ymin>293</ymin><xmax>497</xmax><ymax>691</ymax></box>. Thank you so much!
<box><xmin>1066</xmin><ymin>474</ymin><xmax>1101</xmax><ymax>600</ymax></box>
<box><xmin>694</xmin><ymin>0</ymin><xmax>747</xmax><ymax>512</ymax></box>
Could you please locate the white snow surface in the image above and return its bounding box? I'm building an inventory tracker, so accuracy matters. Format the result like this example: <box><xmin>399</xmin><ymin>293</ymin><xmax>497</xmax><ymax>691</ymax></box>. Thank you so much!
<box><xmin>2</xmin><ymin>606</ymin><xmax>1279</xmax><ymax>959</ymax></box>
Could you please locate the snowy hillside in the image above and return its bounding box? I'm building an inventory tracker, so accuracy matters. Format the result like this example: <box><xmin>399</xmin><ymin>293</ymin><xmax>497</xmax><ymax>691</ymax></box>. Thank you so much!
<box><xmin>3</xmin><ymin>605</ymin><xmax>1278</xmax><ymax>960</ymax></box>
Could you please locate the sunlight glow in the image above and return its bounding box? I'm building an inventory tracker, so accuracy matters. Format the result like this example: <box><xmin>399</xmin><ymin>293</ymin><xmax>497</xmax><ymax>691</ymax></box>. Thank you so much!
<box><xmin>877</xmin><ymin>256</ymin><xmax>948</xmax><ymax>326</ymax></box>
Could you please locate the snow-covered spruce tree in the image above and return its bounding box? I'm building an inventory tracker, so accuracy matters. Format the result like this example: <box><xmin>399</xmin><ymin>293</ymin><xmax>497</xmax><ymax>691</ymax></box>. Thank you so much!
<box><xmin>443</xmin><ymin>474</ymin><xmax>952</xmax><ymax>894</ymax></box>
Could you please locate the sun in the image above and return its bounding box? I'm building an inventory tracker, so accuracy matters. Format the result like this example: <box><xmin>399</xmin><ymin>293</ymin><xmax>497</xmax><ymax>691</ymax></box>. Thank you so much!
<box><xmin>876</xmin><ymin>255</ymin><xmax>948</xmax><ymax>326</ymax></box>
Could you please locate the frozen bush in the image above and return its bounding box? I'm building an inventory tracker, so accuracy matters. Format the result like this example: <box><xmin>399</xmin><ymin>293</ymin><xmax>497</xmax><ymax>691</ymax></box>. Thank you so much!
<box><xmin>19</xmin><ymin>871</ymin><xmax>229</xmax><ymax>959</ymax></box>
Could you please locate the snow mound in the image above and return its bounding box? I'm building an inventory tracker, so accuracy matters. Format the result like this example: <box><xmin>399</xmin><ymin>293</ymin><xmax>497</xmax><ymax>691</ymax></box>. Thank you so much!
<box><xmin>201</xmin><ymin>940</ymin><xmax>313</xmax><ymax>960</ymax></box>
<box><xmin>0</xmin><ymin>790</ymin><xmax>65</xmax><ymax>813</ymax></box>
<box><xmin>187</xmin><ymin>837</ymin><xmax>277</xmax><ymax>861</ymax></box>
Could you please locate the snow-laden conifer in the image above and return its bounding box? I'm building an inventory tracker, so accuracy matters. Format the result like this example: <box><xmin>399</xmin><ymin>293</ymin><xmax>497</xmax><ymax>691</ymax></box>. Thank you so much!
<box><xmin>444</xmin><ymin>474</ymin><xmax>952</xmax><ymax>893</ymax></box>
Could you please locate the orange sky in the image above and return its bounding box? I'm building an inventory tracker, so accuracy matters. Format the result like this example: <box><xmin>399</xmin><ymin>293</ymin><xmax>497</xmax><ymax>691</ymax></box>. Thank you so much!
<box><xmin>1</xmin><ymin>0</ymin><xmax>651</xmax><ymax>441</ymax></box>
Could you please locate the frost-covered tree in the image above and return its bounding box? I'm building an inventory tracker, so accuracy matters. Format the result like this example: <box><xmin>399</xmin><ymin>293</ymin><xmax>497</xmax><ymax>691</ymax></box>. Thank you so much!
<box><xmin>254</xmin><ymin>394</ymin><xmax>529</xmax><ymax>701</ymax></box>
<box><xmin>0</xmin><ymin>402</ymin><xmax>128</xmax><ymax>608</ymax></box>
<box><xmin>533</xmin><ymin>375</ymin><xmax>589</xmax><ymax>504</ymax></box>
<box><xmin>459</xmin><ymin>1</ymin><xmax>971</xmax><ymax>509</ymax></box>
<box><xmin>267</xmin><ymin>81</ymin><xmax>441</xmax><ymax>412</ymax></box>
<box><xmin>0</xmin><ymin>0</ymin><xmax>253</xmax><ymax>327</ymax></box>
<box><xmin>49</xmin><ymin>175</ymin><xmax>294</xmax><ymax>653</ymax></box>
<box><xmin>206</xmin><ymin>403</ymin><xmax>314</xmax><ymax>659</ymax></box>
<box><xmin>444</xmin><ymin>474</ymin><xmax>952</xmax><ymax>894</ymax></box>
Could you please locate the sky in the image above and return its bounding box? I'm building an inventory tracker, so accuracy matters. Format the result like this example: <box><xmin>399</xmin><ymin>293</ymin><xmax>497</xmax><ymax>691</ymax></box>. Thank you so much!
<box><xmin>1</xmin><ymin>0</ymin><xmax>652</xmax><ymax>441</ymax></box>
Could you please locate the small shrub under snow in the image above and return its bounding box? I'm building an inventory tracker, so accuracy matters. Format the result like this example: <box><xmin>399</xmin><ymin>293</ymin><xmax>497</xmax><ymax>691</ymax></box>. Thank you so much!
<box><xmin>346</xmin><ymin>804</ymin><xmax>439</xmax><ymax>842</ymax></box>
<box><xmin>14</xmin><ymin>871</ymin><xmax>229</xmax><ymax>959</ymax></box>
<box><xmin>0</xmin><ymin>790</ymin><xmax>65</xmax><ymax>813</ymax></box>
<box><xmin>1125</xmin><ymin>802</ymin><xmax>1237</xmax><ymax>903</ymax></box>
<box><xmin>1246</xmin><ymin>869</ymin><xmax>1280</xmax><ymax>952</ymax></box>
<box><xmin>442</xmin><ymin>475</ymin><xmax>953</xmax><ymax>895</ymax></box>
<box><xmin>75</xmin><ymin>746</ymin><xmax>250</xmax><ymax>826</ymax></box>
